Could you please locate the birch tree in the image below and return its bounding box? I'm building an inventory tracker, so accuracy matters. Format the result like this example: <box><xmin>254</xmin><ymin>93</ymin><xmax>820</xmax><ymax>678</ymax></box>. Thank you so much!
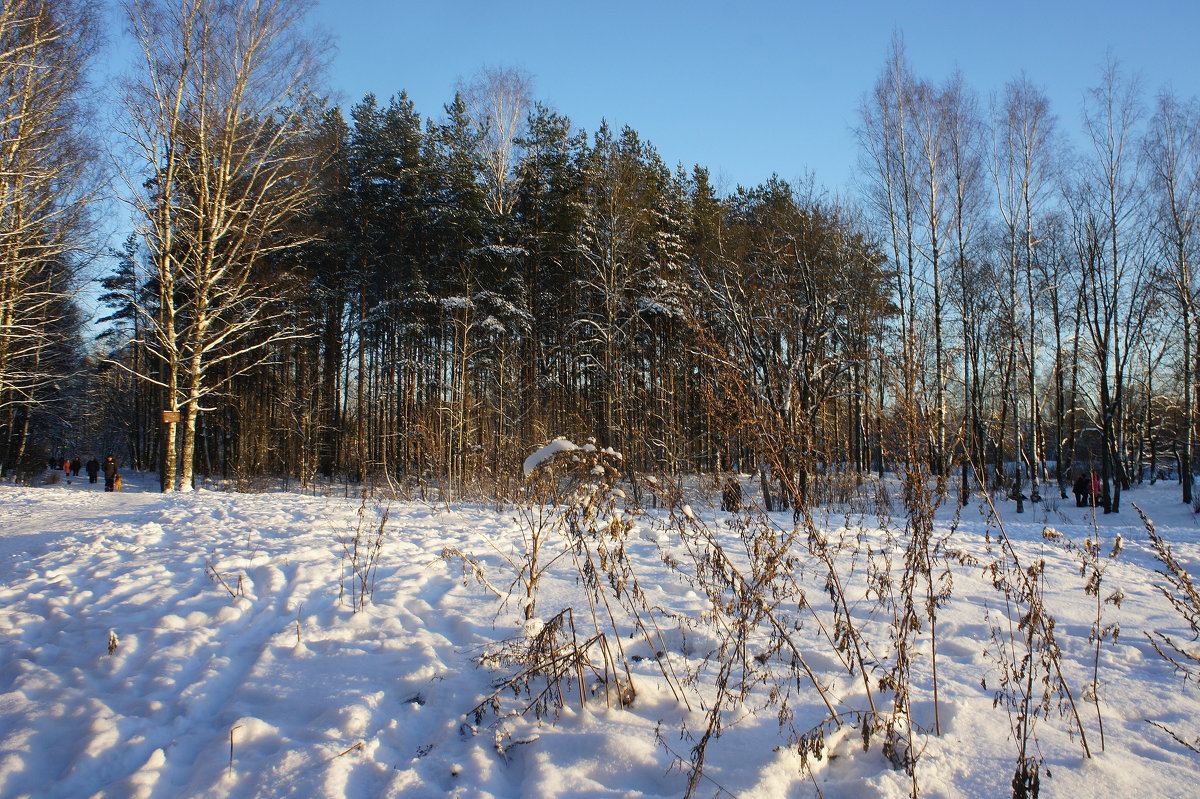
<box><xmin>910</xmin><ymin>77</ymin><xmax>953</xmax><ymax>482</ymax></box>
<box><xmin>457</xmin><ymin>65</ymin><xmax>533</xmax><ymax>226</ymax></box>
<box><xmin>0</xmin><ymin>0</ymin><xmax>100</xmax><ymax>473</ymax></box>
<box><xmin>1144</xmin><ymin>90</ymin><xmax>1200</xmax><ymax>504</ymax></box>
<box><xmin>942</xmin><ymin>72</ymin><xmax>988</xmax><ymax>501</ymax></box>
<box><xmin>1076</xmin><ymin>57</ymin><xmax>1149</xmax><ymax>512</ymax></box>
<box><xmin>992</xmin><ymin>76</ymin><xmax>1058</xmax><ymax>509</ymax></box>
<box><xmin>119</xmin><ymin>0</ymin><xmax>328</xmax><ymax>490</ymax></box>
<box><xmin>857</xmin><ymin>36</ymin><xmax>920</xmax><ymax>411</ymax></box>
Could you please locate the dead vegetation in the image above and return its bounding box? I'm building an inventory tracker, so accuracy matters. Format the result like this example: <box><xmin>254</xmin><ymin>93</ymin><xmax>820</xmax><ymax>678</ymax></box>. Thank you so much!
<box><xmin>443</xmin><ymin>442</ymin><xmax>1191</xmax><ymax>798</ymax></box>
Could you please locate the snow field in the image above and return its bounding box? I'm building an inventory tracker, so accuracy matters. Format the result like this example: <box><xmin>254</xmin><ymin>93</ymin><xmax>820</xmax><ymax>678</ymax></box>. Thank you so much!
<box><xmin>0</xmin><ymin>475</ymin><xmax>1197</xmax><ymax>797</ymax></box>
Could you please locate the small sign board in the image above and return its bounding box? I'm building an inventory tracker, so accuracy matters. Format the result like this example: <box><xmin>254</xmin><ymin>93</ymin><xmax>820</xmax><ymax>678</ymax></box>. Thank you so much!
<box><xmin>162</xmin><ymin>410</ymin><xmax>181</xmax><ymax>424</ymax></box>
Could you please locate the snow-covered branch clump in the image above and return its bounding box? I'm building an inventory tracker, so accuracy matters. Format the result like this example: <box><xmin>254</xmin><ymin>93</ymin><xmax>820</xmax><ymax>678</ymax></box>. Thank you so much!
<box><xmin>523</xmin><ymin>438</ymin><xmax>585</xmax><ymax>477</ymax></box>
<box><xmin>522</xmin><ymin>436</ymin><xmax>623</xmax><ymax>478</ymax></box>
<box><xmin>469</xmin><ymin>244</ymin><xmax>528</xmax><ymax>259</ymax></box>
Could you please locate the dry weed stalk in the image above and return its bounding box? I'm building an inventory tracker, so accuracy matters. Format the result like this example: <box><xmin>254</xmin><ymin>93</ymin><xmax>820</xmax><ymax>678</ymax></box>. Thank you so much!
<box><xmin>660</xmin><ymin>496</ymin><xmax>892</xmax><ymax>797</ymax></box>
<box><xmin>205</xmin><ymin>557</ymin><xmax>243</xmax><ymax>599</ymax></box>
<box><xmin>801</xmin><ymin>511</ymin><xmax>881</xmax><ymax>717</ymax></box>
<box><xmin>1041</xmin><ymin>516</ymin><xmax>1123</xmax><ymax>751</ymax></box>
<box><xmin>228</xmin><ymin>724</ymin><xmax>241</xmax><ymax>777</ymax></box>
<box><xmin>338</xmin><ymin>496</ymin><xmax>389</xmax><ymax>611</ymax></box>
<box><xmin>1135</xmin><ymin>503</ymin><xmax>1200</xmax><ymax>754</ymax></box>
<box><xmin>469</xmin><ymin>608</ymin><xmax>626</xmax><ymax>724</ymax></box>
<box><xmin>464</xmin><ymin>442</ymin><xmax>688</xmax><ymax>739</ymax></box>
<box><xmin>978</xmin><ymin>491</ymin><xmax>1091</xmax><ymax>799</ymax></box>
<box><xmin>872</xmin><ymin>458</ymin><xmax>957</xmax><ymax>789</ymax></box>
<box><xmin>556</xmin><ymin>447</ymin><xmax>689</xmax><ymax>707</ymax></box>
<box><xmin>495</xmin><ymin>459</ymin><xmax>578</xmax><ymax>620</ymax></box>
<box><xmin>462</xmin><ymin>436</ymin><xmax>972</xmax><ymax>796</ymax></box>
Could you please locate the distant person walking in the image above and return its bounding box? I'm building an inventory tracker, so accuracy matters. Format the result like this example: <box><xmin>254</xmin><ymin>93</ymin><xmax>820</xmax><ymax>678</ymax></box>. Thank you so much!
<box><xmin>71</xmin><ymin>458</ymin><xmax>81</xmax><ymax>477</ymax></box>
<box><xmin>1073</xmin><ymin>472</ymin><xmax>1091</xmax><ymax>506</ymax></box>
<box><xmin>103</xmin><ymin>456</ymin><xmax>119</xmax><ymax>492</ymax></box>
<box><xmin>86</xmin><ymin>457</ymin><xmax>100</xmax><ymax>484</ymax></box>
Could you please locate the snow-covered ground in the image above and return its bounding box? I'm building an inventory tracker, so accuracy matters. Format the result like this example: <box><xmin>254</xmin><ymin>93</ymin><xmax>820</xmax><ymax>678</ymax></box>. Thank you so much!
<box><xmin>0</xmin><ymin>472</ymin><xmax>1198</xmax><ymax>798</ymax></box>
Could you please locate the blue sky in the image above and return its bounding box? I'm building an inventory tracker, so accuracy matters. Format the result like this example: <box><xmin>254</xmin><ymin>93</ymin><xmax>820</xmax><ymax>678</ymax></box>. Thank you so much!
<box><xmin>305</xmin><ymin>0</ymin><xmax>1200</xmax><ymax>196</ymax></box>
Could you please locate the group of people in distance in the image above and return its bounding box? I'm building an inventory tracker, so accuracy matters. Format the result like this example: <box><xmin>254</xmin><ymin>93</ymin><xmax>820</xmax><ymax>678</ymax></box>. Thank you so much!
<box><xmin>1072</xmin><ymin>470</ymin><xmax>1103</xmax><ymax>507</ymax></box>
<box><xmin>48</xmin><ymin>455</ymin><xmax>121</xmax><ymax>491</ymax></box>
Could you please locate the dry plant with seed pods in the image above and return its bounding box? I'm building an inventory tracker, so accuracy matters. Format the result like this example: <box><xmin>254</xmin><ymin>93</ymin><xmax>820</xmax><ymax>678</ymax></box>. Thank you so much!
<box><xmin>456</xmin><ymin>440</ymin><xmax>689</xmax><ymax>741</ymax></box>
<box><xmin>450</xmin><ymin>428</ymin><xmax>1169</xmax><ymax>799</ymax></box>
<box><xmin>1135</xmin><ymin>502</ymin><xmax>1200</xmax><ymax>754</ymax></box>
<box><xmin>455</xmin><ymin>436</ymin><xmax>888</xmax><ymax>797</ymax></box>
<box><xmin>338</xmin><ymin>496</ymin><xmax>390</xmax><ymax>611</ymax></box>
<box><xmin>657</xmin><ymin>493</ymin><xmax>889</xmax><ymax>798</ymax></box>
<box><xmin>978</xmin><ymin>492</ymin><xmax>1091</xmax><ymax>799</ymax></box>
<box><xmin>461</xmin><ymin>431</ymin><xmax>981</xmax><ymax>798</ymax></box>
<box><xmin>867</xmin><ymin>456</ymin><xmax>959</xmax><ymax>795</ymax></box>
<box><xmin>1040</xmin><ymin>514</ymin><xmax>1124</xmax><ymax>752</ymax></box>
<box><xmin>442</xmin><ymin>450</ymin><xmax>572</xmax><ymax>621</ymax></box>
<box><xmin>468</xmin><ymin>607</ymin><xmax>623</xmax><ymax>725</ymax></box>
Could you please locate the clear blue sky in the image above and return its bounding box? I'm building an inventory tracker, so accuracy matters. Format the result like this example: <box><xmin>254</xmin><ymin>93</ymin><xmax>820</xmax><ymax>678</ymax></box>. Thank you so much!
<box><xmin>305</xmin><ymin>0</ymin><xmax>1200</xmax><ymax>196</ymax></box>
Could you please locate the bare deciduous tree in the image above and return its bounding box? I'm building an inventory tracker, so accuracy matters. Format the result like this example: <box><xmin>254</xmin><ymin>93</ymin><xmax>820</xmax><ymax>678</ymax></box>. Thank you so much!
<box><xmin>1075</xmin><ymin>56</ymin><xmax>1151</xmax><ymax>513</ymax></box>
<box><xmin>858</xmin><ymin>34</ymin><xmax>920</xmax><ymax>413</ymax></box>
<box><xmin>942</xmin><ymin>71</ymin><xmax>988</xmax><ymax>503</ymax></box>
<box><xmin>0</xmin><ymin>0</ymin><xmax>101</xmax><ymax>472</ymax></box>
<box><xmin>456</xmin><ymin>65</ymin><xmax>534</xmax><ymax>224</ymax></box>
<box><xmin>1144</xmin><ymin>91</ymin><xmax>1200</xmax><ymax>504</ymax></box>
<box><xmin>992</xmin><ymin>76</ymin><xmax>1059</xmax><ymax>510</ymax></box>
<box><xmin>118</xmin><ymin>0</ymin><xmax>329</xmax><ymax>490</ymax></box>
